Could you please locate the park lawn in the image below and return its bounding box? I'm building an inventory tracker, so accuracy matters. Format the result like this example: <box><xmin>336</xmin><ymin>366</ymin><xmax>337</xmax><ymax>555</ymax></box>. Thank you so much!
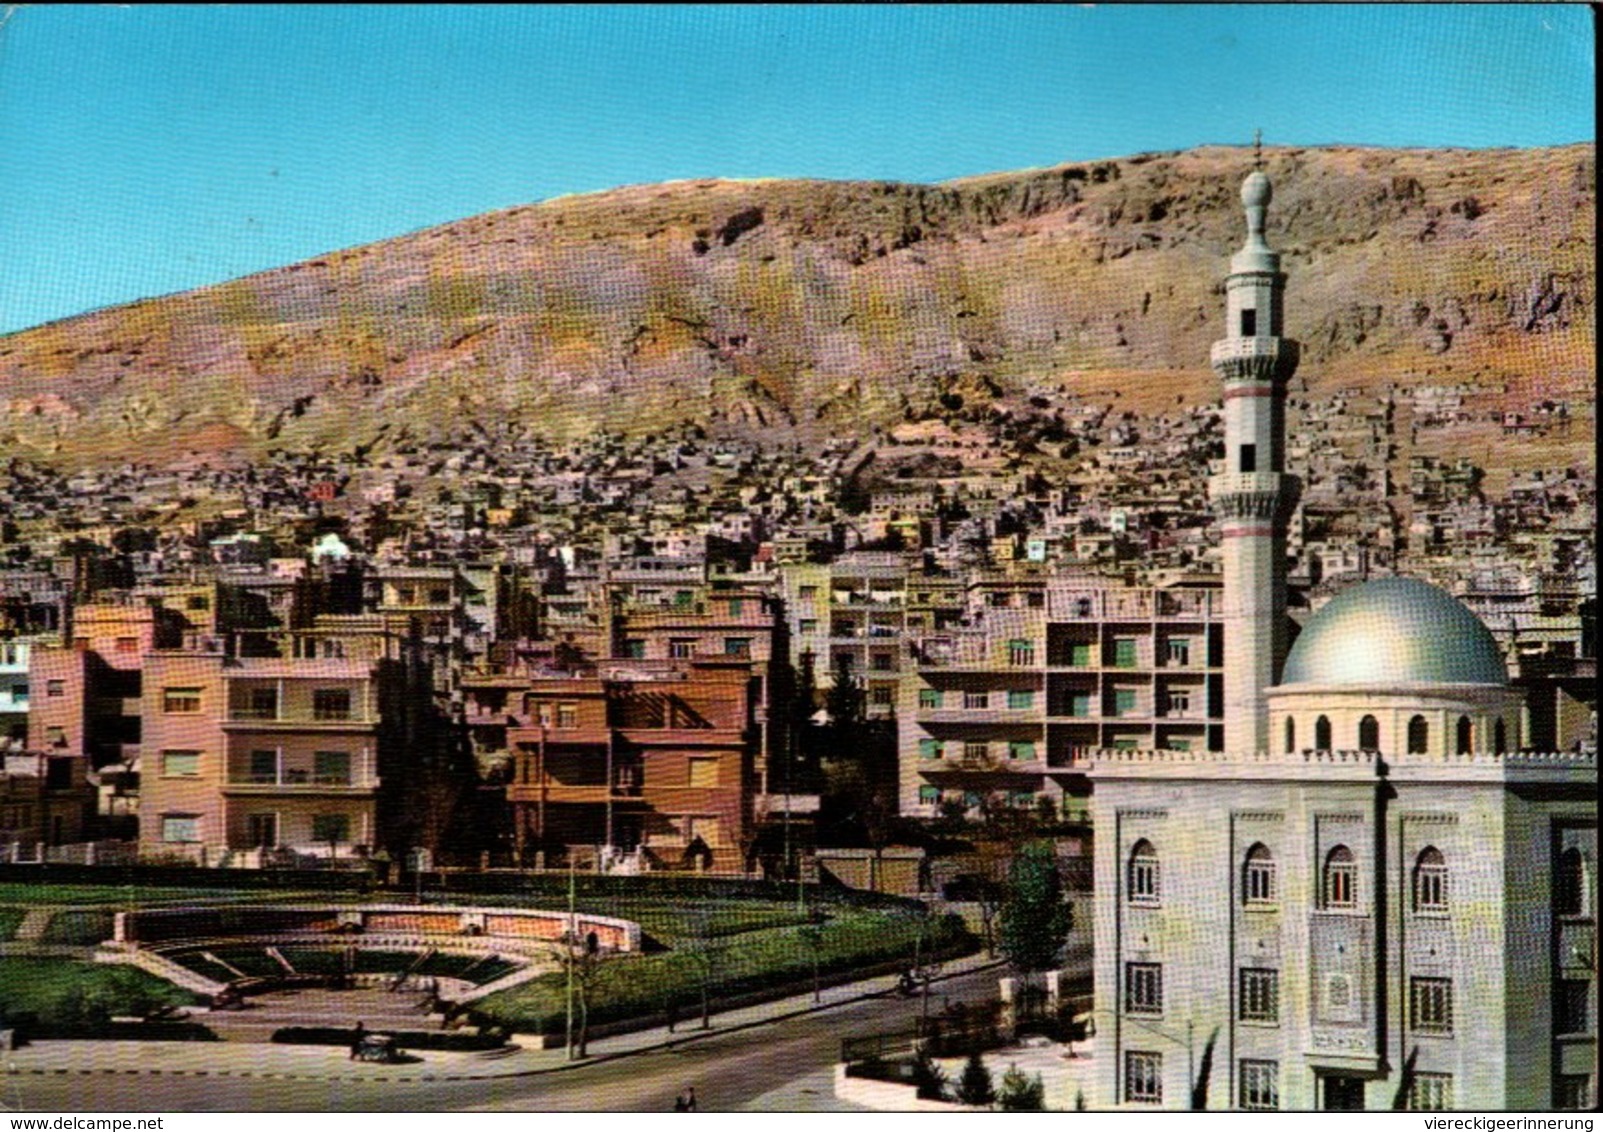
<box><xmin>0</xmin><ymin>958</ymin><xmax>201</xmax><ymax>1024</ymax></box>
<box><xmin>0</xmin><ymin>883</ymin><xmax>310</xmax><ymax>906</ymax></box>
<box><xmin>473</xmin><ymin>908</ymin><xmax>974</xmax><ymax>1035</ymax></box>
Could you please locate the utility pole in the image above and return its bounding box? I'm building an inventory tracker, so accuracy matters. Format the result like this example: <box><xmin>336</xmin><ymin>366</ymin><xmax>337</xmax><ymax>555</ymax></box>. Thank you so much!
<box><xmin>564</xmin><ymin>855</ymin><xmax>577</xmax><ymax>1060</ymax></box>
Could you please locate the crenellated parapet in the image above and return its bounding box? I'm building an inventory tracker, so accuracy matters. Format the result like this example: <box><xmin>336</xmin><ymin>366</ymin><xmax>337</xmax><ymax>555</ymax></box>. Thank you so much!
<box><xmin>1209</xmin><ymin>471</ymin><xmax>1302</xmax><ymax>521</ymax></box>
<box><xmin>1075</xmin><ymin>745</ymin><xmax>1595</xmax><ymax>783</ymax></box>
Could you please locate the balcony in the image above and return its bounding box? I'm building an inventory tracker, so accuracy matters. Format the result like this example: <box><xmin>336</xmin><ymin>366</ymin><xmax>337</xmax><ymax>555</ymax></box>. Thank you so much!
<box><xmin>223</xmin><ymin>770</ymin><xmax>378</xmax><ymax>792</ymax></box>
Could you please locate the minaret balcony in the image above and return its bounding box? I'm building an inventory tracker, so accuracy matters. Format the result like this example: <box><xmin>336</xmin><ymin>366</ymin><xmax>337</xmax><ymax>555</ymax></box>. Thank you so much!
<box><xmin>1210</xmin><ymin>336</ymin><xmax>1300</xmax><ymax>384</ymax></box>
<box><xmin>1210</xmin><ymin>471</ymin><xmax>1301</xmax><ymax>520</ymax></box>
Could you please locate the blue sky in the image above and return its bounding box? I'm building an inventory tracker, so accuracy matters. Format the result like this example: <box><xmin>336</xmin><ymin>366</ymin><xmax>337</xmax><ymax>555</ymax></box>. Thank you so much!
<box><xmin>0</xmin><ymin>4</ymin><xmax>1592</xmax><ymax>336</ymax></box>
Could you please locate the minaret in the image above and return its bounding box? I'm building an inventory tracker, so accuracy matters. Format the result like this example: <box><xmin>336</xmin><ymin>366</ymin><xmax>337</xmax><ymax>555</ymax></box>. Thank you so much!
<box><xmin>1210</xmin><ymin>150</ymin><xmax>1300</xmax><ymax>754</ymax></box>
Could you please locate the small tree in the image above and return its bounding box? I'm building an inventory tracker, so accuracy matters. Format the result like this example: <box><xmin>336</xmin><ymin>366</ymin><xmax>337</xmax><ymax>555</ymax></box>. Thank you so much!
<box><xmin>998</xmin><ymin>1064</ymin><xmax>1046</xmax><ymax>1112</ymax></box>
<box><xmin>956</xmin><ymin>1051</ymin><xmax>997</xmax><ymax>1108</ymax></box>
<box><xmin>910</xmin><ymin>1045</ymin><xmax>948</xmax><ymax>1102</ymax></box>
<box><xmin>998</xmin><ymin>841</ymin><xmax>1071</xmax><ymax>976</ymax></box>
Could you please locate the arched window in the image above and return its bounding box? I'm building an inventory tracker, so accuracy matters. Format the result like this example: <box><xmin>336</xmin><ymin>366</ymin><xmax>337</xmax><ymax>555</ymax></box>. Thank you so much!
<box><xmin>1315</xmin><ymin>716</ymin><xmax>1332</xmax><ymax>752</ymax></box>
<box><xmin>1284</xmin><ymin>717</ymin><xmax>1296</xmax><ymax>754</ymax></box>
<box><xmin>1358</xmin><ymin>715</ymin><xmax>1380</xmax><ymax>752</ymax></box>
<box><xmin>1556</xmin><ymin>847</ymin><xmax>1587</xmax><ymax>917</ymax></box>
<box><xmin>1456</xmin><ymin>716</ymin><xmax>1473</xmax><ymax>754</ymax></box>
<box><xmin>1244</xmin><ymin>843</ymin><xmax>1276</xmax><ymax>904</ymax></box>
<box><xmin>1413</xmin><ymin>847</ymin><xmax>1448</xmax><ymax>912</ymax></box>
<box><xmin>1407</xmin><ymin>715</ymin><xmax>1429</xmax><ymax>755</ymax></box>
<box><xmin>1128</xmin><ymin>839</ymin><xmax>1160</xmax><ymax>905</ymax></box>
<box><xmin>1494</xmin><ymin>718</ymin><xmax>1507</xmax><ymax>754</ymax></box>
<box><xmin>1324</xmin><ymin>845</ymin><xmax>1356</xmax><ymax>909</ymax></box>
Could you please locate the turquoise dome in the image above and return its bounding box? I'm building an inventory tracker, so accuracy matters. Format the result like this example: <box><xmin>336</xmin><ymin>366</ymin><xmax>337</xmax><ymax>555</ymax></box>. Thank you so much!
<box><xmin>1281</xmin><ymin>576</ymin><xmax>1507</xmax><ymax>686</ymax></box>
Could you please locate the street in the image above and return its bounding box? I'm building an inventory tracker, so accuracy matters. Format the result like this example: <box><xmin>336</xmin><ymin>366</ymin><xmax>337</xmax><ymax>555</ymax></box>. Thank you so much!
<box><xmin>11</xmin><ymin>964</ymin><xmax>1027</xmax><ymax>1113</ymax></box>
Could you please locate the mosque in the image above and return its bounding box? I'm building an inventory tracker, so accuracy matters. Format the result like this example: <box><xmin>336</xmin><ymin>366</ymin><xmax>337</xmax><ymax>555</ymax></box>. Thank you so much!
<box><xmin>1086</xmin><ymin>164</ymin><xmax>1597</xmax><ymax>1111</ymax></box>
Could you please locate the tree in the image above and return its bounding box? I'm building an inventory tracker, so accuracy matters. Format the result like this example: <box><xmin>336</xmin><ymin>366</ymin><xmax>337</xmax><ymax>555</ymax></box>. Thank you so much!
<box><xmin>998</xmin><ymin>841</ymin><xmax>1071</xmax><ymax>975</ymax></box>
<box><xmin>910</xmin><ymin>1045</ymin><xmax>948</xmax><ymax>1102</ymax></box>
<box><xmin>956</xmin><ymin>1052</ymin><xmax>997</xmax><ymax>1108</ymax></box>
<box><xmin>998</xmin><ymin>1064</ymin><xmax>1045</xmax><ymax>1111</ymax></box>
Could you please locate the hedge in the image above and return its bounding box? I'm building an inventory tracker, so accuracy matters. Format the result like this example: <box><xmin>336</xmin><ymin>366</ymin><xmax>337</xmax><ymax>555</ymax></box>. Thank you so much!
<box><xmin>473</xmin><ymin>910</ymin><xmax>974</xmax><ymax>1035</ymax></box>
<box><xmin>272</xmin><ymin>1026</ymin><xmax>507</xmax><ymax>1051</ymax></box>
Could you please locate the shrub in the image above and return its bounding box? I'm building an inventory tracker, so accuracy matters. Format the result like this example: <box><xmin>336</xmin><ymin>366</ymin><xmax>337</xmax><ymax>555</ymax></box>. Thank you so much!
<box><xmin>998</xmin><ymin>1064</ymin><xmax>1046</xmax><ymax>1111</ymax></box>
<box><xmin>910</xmin><ymin>1046</ymin><xmax>948</xmax><ymax>1102</ymax></box>
<box><xmin>956</xmin><ymin>1051</ymin><xmax>997</xmax><ymax>1107</ymax></box>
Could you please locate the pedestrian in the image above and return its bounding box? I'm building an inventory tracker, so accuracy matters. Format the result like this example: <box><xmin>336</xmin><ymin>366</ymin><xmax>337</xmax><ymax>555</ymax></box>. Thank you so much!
<box><xmin>349</xmin><ymin>1020</ymin><xmax>365</xmax><ymax>1061</ymax></box>
<box><xmin>665</xmin><ymin>996</ymin><xmax>678</xmax><ymax>1034</ymax></box>
<box><xmin>683</xmin><ymin>1085</ymin><xmax>698</xmax><ymax>1112</ymax></box>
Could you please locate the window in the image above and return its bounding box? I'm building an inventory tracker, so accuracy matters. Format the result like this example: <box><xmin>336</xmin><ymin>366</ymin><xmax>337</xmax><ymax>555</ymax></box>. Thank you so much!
<box><xmin>870</xmin><ymin>652</ymin><xmax>893</xmax><ymax>672</ymax></box>
<box><xmin>1555</xmin><ymin>1075</ymin><xmax>1593</xmax><ymax>1111</ymax></box>
<box><xmin>1125</xmin><ymin>962</ymin><xmax>1163</xmax><ymax>1015</ymax></box>
<box><xmin>311</xmin><ymin>813</ymin><xmax>350</xmax><ymax>844</ymax></box>
<box><xmin>723</xmin><ymin>638</ymin><xmax>752</xmax><ymax>658</ymax></box>
<box><xmin>1556</xmin><ymin>847</ymin><xmax>1587</xmax><ymax>916</ymax></box>
<box><xmin>1456</xmin><ymin>715</ymin><xmax>1472</xmax><ymax>754</ymax></box>
<box><xmin>161</xmin><ymin>815</ymin><xmax>199</xmax><ymax>843</ymax></box>
<box><xmin>1128</xmin><ymin>840</ymin><xmax>1160</xmax><ymax>905</ymax></box>
<box><xmin>798</xmin><ymin>586</ymin><xmax>818</xmax><ymax>601</ymax></box>
<box><xmin>1007</xmin><ymin>689</ymin><xmax>1035</xmax><ymax>710</ymax></box>
<box><xmin>115</xmin><ymin>636</ymin><xmax>139</xmax><ymax>653</ymax></box>
<box><xmin>870</xmin><ymin>685</ymin><xmax>893</xmax><ymax>707</ymax></box>
<box><xmin>249</xmin><ymin>750</ymin><xmax>277</xmax><ymax>783</ymax></box>
<box><xmin>1494</xmin><ymin>717</ymin><xmax>1507</xmax><ymax>753</ymax></box>
<box><xmin>1244</xmin><ymin>843</ymin><xmax>1276</xmax><ymax>904</ymax></box>
<box><xmin>1008</xmin><ymin>740</ymin><xmax>1036</xmax><ymax>761</ymax></box>
<box><xmin>1413</xmin><ymin>847</ymin><xmax>1448</xmax><ymax>913</ymax></box>
<box><xmin>1240</xmin><ymin>308</ymin><xmax>1257</xmax><ymax>336</ymax></box>
<box><xmin>1239</xmin><ymin>1060</ymin><xmax>1279</xmax><ymax>1111</ymax></box>
<box><xmin>1124</xmin><ymin>1051</ymin><xmax>1162</xmax><ymax>1104</ymax></box>
<box><xmin>187</xmin><ymin>595</ymin><xmax>210</xmax><ymax>611</ymax></box>
<box><xmin>1166</xmin><ymin>638</ymin><xmax>1190</xmax><ymax>666</ymax></box>
<box><xmin>1112</xmin><ymin>638</ymin><xmax>1138</xmax><ymax>668</ymax></box>
<box><xmin>45</xmin><ymin>725</ymin><xmax>65</xmax><ymax>746</ymax></box>
<box><xmin>46</xmin><ymin>679</ymin><xmax>64</xmax><ymax>697</ymax></box>
<box><xmin>312</xmin><ymin>688</ymin><xmax>352</xmax><ymax>720</ymax></box>
<box><xmin>1315</xmin><ymin>715</ymin><xmax>1332</xmax><ymax>751</ymax></box>
<box><xmin>963</xmin><ymin>741</ymin><xmax>990</xmax><ymax>763</ymax></box>
<box><xmin>669</xmin><ymin>639</ymin><xmax>695</xmax><ymax>659</ymax></box>
<box><xmin>161</xmin><ymin>751</ymin><xmax>200</xmax><ymax>778</ymax></box>
<box><xmin>1407</xmin><ymin>1074</ymin><xmax>1453</xmax><ymax>1112</ymax></box>
<box><xmin>163</xmin><ymin>687</ymin><xmax>202</xmax><ymax>714</ymax></box>
<box><xmin>1407</xmin><ymin>714</ymin><xmax>1429</xmax><ymax>754</ymax></box>
<box><xmin>1113</xmin><ymin>688</ymin><xmax>1139</xmax><ymax>717</ymax></box>
<box><xmin>313</xmin><ymin>750</ymin><xmax>351</xmax><ymax>785</ymax></box>
<box><xmin>12</xmin><ymin>683</ymin><xmax>26</xmax><ymax>704</ymax></box>
<box><xmin>1068</xmin><ymin>642</ymin><xmax>1093</xmax><ymax>667</ymax></box>
<box><xmin>919</xmin><ymin>688</ymin><xmax>942</xmax><ymax>709</ymax></box>
<box><xmin>556</xmin><ymin>703</ymin><xmax>578</xmax><ymax>729</ymax></box>
<box><xmin>624</xmin><ymin>639</ymin><xmax>647</xmax><ymax>659</ymax></box>
<box><xmin>427</xmin><ymin>587</ymin><xmax>450</xmax><ymax>605</ymax></box>
<box><xmin>1358</xmin><ymin>715</ymin><xmax>1379</xmax><ymax>752</ymax></box>
<box><xmin>688</xmin><ymin>757</ymin><xmax>719</xmax><ymax>788</ymax></box>
<box><xmin>1284</xmin><ymin>716</ymin><xmax>1296</xmax><ymax>754</ymax></box>
<box><xmin>1239</xmin><ymin>444</ymin><xmax>1257</xmax><ymax>473</ymax></box>
<box><xmin>1166</xmin><ymin>688</ymin><xmax>1190</xmax><ymax>716</ymax></box>
<box><xmin>1410</xmin><ymin>977</ymin><xmax>1453</xmax><ymax>1034</ymax></box>
<box><xmin>798</xmin><ymin>619</ymin><xmax>818</xmax><ymax>634</ymax></box>
<box><xmin>1239</xmin><ymin>968</ymin><xmax>1279</xmax><ymax>1022</ymax></box>
<box><xmin>1555</xmin><ymin>979</ymin><xmax>1592</xmax><ymax>1035</ymax></box>
<box><xmin>1007</xmin><ymin>639</ymin><xmax>1034</xmax><ymax>667</ymax></box>
<box><xmin>918</xmin><ymin>739</ymin><xmax>944</xmax><ymax>760</ymax></box>
<box><xmin>918</xmin><ymin>785</ymin><xmax>940</xmax><ymax>805</ymax></box>
<box><xmin>247</xmin><ymin>686</ymin><xmax>278</xmax><ymax>719</ymax></box>
<box><xmin>675</xmin><ymin>590</ymin><xmax>694</xmax><ymax>608</ymax></box>
<box><xmin>963</xmin><ymin>691</ymin><xmax>990</xmax><ymax>710</ymax></box>
<box><xmin>1068</xmin><ymin>692</ymin><xmax>1092</xmax><ymax>717</ymax></box>
<box><xmin>1324</xmin><ymin>845</ymin><xmax>1356</xmax><ymax>908</ymax></box>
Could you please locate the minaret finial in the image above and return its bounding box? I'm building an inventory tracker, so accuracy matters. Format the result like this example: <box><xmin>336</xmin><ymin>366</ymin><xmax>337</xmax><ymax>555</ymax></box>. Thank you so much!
<box><xmin>1253</xmin><ymin>129</ymin><xmax>1263</xmax><ymax>170</ymax></box>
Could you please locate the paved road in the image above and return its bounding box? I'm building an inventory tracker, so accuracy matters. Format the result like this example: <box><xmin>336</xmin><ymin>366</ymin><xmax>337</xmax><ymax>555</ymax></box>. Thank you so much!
<box><xmin>11</xmin><ymin>965</ymin><xmax>1026</xmax><ymax>1113</ymax></box>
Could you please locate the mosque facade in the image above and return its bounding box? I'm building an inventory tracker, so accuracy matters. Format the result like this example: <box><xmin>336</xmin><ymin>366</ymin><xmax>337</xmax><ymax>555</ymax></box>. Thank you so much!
<box><xmin>1086</xmin><ymin>166</ymin><xmax>1597</xmax><ymax>1111</ymax></box>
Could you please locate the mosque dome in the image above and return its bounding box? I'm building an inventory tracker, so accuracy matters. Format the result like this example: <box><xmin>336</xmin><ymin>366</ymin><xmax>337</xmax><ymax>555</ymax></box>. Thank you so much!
<box><xmin>1280</xmin><ymin>576</ymin><xmax>1507</xmax><ymax>687</ymax></box>
<box><xmin>1241</xmin><ymin>170</ymin><xmax>1272</xmax><ymax>208</ymax></box>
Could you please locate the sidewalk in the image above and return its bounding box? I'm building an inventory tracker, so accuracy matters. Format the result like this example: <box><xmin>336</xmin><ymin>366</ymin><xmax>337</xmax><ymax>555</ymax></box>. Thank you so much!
<box><xmin>5</xmin><ymin>952</ymin><xmax>1004</xmax><ymax>1085</ymax></box>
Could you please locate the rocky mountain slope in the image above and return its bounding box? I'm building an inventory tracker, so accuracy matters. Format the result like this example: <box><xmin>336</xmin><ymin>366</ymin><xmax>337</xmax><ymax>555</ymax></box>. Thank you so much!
<box><xmin>0</xmin><ymin>144</ymin><xmax>1592</xmax><ymax>469</ymax></box>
